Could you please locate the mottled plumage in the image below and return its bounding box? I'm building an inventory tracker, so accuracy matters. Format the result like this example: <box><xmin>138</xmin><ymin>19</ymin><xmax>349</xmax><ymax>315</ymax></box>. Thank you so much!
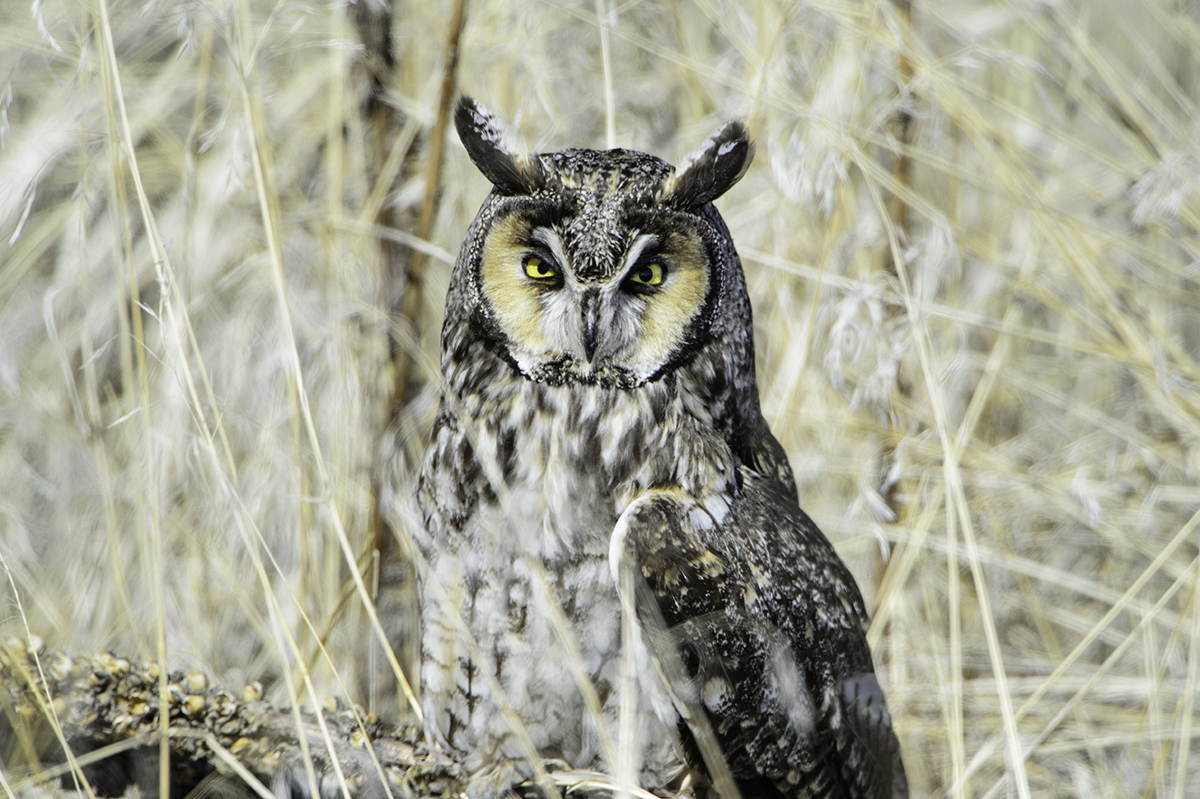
<box><xmin>414</xmin><ymin>96</ymin><xmax>906</xmax><ymax>799</ymax></box>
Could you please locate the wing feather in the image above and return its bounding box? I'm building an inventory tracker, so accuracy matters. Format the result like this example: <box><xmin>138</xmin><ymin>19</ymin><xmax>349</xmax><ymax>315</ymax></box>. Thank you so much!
<box><xmin>610</xmin><ymin>475</ymin><xmax>907</xmax><ymax>799</ymax></box>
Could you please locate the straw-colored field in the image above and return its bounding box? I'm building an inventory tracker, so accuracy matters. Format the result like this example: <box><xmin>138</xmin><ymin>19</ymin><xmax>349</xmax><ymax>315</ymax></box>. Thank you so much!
<box><xmin>2</xmin><ymin>0</ymin><xmax>1199</xmax><ymax>796</ymax></box>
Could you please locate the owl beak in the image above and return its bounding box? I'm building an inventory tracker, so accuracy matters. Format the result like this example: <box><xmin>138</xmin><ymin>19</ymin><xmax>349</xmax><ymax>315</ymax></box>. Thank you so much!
<box><xmin>581</xmin><ymin>291</ymin><xmax>600</xmax><ymax>363</ymax></box>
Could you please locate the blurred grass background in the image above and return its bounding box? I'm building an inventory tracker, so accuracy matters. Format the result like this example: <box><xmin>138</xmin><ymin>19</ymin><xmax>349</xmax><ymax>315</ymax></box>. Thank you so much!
<box><xmin>3</xmin><ymin>0</ymin><xmax>1200</xmax><ymax>796</ymax></box>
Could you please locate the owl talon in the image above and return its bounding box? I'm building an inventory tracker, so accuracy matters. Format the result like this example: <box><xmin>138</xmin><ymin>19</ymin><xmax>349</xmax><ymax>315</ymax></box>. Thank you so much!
<box><xmin>464</xmin><ymin>761</ymin><xmax>522</xmax><ymax>799</ymax></box>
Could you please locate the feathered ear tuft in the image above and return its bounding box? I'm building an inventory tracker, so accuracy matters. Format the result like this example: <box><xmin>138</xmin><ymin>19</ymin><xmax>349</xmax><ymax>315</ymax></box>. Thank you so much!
<box><xmin>663</xmin><ymin>121</ymin><xmax>753</xmax><ymax>209</ymax></box>
<box><xmin>454</xmin><ymin>96</ymin><xmax>546</xmax><ymax>195</ymax></box>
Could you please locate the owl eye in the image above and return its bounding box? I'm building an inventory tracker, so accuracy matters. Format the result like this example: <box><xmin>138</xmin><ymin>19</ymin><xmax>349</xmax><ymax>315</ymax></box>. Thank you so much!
<box><xmin>626</xmin><ymin>262</ymin><xmax>665</xmax><ymax>290</ymax></box>
<box><xmin>523</xmin><ymin>255</ymin><xmax>558</xmax><ymax>281</ymax></box>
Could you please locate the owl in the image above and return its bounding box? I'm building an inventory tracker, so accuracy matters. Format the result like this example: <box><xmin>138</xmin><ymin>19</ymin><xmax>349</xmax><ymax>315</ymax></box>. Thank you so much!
<box><xmin>413</xmin><ymin>96</ymin><xmax>907</xmax><ymax>799</ymax></box>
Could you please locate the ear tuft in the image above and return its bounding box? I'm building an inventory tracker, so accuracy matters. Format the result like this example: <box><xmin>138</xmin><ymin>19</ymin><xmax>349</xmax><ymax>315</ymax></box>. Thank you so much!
<box><xmin>455</xmin><ymin>96</ymin><xmax>546</xmax><ymax>195</ymax></box>
<box><xmin>663</xmin><ymin>121</ymin><xmax>753</xmax><ymax>209</ymax></box>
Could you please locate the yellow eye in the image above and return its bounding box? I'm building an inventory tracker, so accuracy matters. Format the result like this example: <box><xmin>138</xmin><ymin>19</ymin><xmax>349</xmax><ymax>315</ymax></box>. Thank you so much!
<box><xmin>524</xmin><ymin>255</ymin><xmax>557</xmax><ymax>280</ymax></box>
<box><xmin>629</xmin><ymin>263</ymin><xmax>664</xmax><ymax>286</ymax></box>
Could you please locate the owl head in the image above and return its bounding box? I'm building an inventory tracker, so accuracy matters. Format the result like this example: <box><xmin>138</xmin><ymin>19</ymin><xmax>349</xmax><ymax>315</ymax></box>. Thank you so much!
<box><xmin>445</xmin><ymin>96</ymin><xmax>756</xmax><ymax>393</ymax></box>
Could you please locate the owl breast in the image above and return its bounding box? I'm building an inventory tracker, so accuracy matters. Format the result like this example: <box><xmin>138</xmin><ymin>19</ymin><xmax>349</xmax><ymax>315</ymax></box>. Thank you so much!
<box><xmin>415</xmin><ymin>365</ymin><xmax>732</xmax><ymax>779</ymax></box>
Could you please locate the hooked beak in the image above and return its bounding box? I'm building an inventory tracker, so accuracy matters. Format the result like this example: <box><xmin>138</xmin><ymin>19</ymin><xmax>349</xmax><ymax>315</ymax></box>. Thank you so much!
<box><xmin>581</xmin><ymin>291</ymin><xmax>600</xmax><ymax>363</ymax></box>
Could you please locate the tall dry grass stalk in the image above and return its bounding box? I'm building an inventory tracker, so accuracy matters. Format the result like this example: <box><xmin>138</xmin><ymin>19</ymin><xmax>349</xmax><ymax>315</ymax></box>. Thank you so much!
<box><xmin>2</xmin><ymin>0</ymin><xmax>1199</xmax><ymax>796</ymax></box>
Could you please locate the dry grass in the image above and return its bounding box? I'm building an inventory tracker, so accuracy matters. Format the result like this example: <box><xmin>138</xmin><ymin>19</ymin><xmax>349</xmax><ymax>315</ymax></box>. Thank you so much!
<box><xmin>2</xmin><ymin>0</ymin><xmax>1200</xmax><ymax>796</ymax></box>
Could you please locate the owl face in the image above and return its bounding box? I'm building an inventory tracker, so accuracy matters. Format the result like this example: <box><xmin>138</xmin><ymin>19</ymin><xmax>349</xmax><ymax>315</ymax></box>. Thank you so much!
<box><xmin>477</xmin><ymin>186</ymin><xmax>712</xmax><ymax>387</ymax></box>
<box><xmin>453</xmin><ymin>98</ymin><xmax>754</xmax><ymax>390</ymax></box>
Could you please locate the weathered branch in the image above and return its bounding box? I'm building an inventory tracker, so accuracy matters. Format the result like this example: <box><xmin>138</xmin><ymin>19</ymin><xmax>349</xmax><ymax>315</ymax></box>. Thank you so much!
<box><xmin>389</xmin><ymin>0</ymin><xmax>469</xmax><ymax>408</ymax></box>
<box><xmin>0</xmin><ymin>642</ymin><xmax>463</xmax><ymax>798</ymax></box>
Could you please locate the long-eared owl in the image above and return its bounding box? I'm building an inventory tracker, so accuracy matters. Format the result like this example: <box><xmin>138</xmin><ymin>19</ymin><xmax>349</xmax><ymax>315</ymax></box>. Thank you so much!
<box><xmin>414</xmin><ymin>97</ymin><xmax>907</xmax><ymax>799</ymax></box>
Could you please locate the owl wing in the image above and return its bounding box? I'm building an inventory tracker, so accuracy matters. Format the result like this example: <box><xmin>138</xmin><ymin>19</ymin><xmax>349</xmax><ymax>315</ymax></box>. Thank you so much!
<box><xmin>609</xmin><ymin>475</ymin><xmax>907</xmax><ymax>799</ymax></box>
